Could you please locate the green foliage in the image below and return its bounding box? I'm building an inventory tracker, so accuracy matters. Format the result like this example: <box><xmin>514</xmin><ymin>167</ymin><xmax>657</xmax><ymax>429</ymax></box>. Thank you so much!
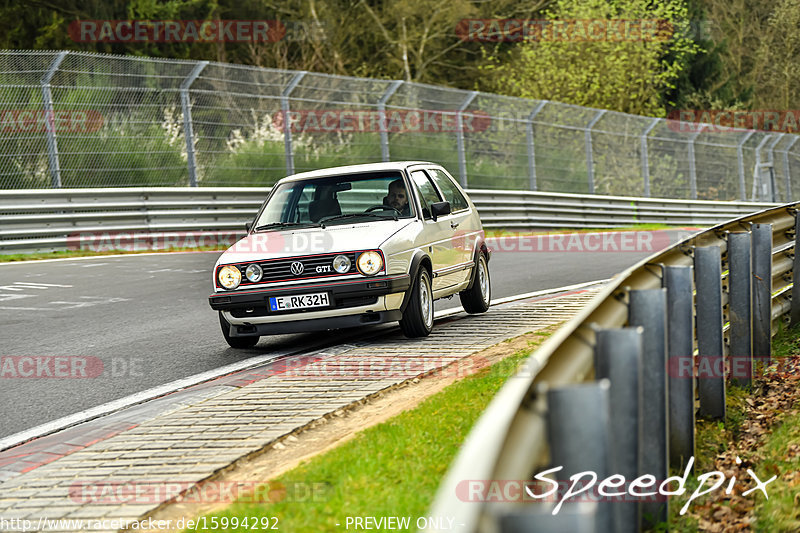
<box><xmin>479</xmin><ymin>0</ymin><xmax>699</xmax><ymax>117</ymax></box>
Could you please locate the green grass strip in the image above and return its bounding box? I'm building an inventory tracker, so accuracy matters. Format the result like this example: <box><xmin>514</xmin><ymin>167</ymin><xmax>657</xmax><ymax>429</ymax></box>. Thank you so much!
<box><xmin>185</xmin><ymin>334</ymin><xmax>550</xmax><ymax>532</ymax></box>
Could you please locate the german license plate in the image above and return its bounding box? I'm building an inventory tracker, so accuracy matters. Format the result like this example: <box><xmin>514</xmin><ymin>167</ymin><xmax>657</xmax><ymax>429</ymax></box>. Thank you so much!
<box><xmin>269</xmin><ymin>292</ymin><xmax>330</xmax><ymax>311</ymax></box>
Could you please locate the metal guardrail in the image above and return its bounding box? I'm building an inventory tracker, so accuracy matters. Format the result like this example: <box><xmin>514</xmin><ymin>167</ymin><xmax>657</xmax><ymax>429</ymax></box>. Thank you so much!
<box><xmin>427</xmin><ymin>202</ymin><xmax>800</xmax><ymax>531</ymax></box>
<box><xmin>0</xmin><ymin>188</ymin><xmax>776</xmax><ymax>253</ymax></box>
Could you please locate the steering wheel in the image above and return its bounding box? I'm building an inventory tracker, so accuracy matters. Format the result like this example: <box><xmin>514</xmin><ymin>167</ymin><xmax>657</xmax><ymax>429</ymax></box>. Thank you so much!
<box><xmin>365</xmin><ymin>205</ymin><xmax>401</xmax><ymax>214</ymax></box>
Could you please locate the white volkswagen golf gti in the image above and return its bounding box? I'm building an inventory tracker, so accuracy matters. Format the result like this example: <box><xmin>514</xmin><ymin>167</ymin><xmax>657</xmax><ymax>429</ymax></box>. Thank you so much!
<box><xmin>208</xmin><ymin>161</ymin><xmax>491</xmax><ymax>348</ymax></box>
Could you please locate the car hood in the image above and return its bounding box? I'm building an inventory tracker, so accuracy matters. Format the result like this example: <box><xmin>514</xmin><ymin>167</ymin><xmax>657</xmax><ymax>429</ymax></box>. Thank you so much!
<box><xmin>217</xmin><ymin>219</ymin><xmax>415</xmax><ymax>264</ymax></box>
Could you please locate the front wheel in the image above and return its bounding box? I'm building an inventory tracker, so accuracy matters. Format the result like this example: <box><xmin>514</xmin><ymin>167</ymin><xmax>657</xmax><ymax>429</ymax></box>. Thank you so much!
<box><xmin>219</xmin><ymin>312</ymin><xmax>260</xmax><ymax>349</ymax></box>
<box><xmin>399</xmin><ymin>268</ymin><xmax>434</xmax><ymax>338</ymax></box>
<box><xmin>459</xmin><ymin>253</ymin><xmax>491</xmax><ymax>314</ymax></box>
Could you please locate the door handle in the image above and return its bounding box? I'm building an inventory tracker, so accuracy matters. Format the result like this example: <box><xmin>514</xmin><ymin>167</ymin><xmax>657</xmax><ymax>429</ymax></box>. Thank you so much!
<box><xmin>450</xmin><ymin>221</ymin><xmax>459</xmax><ymax>229</ymax></box>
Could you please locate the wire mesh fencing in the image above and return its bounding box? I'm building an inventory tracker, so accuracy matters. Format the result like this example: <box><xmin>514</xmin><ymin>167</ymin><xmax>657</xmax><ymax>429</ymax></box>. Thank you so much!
<box><xmin>2</xmin><ymin>49</ymin><xmax>800</xmax><ymax>201</ymax></box>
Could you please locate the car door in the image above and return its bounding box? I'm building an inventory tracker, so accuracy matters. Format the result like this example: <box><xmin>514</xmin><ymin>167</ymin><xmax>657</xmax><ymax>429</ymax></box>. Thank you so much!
<box><xmin>408</xmin><ymin>169</ymin><xmax>460</xmax><ymax>292</ymax></box>
<box><xmin>427</xmin><ymin>167</ymin><xmax>476</xmax><ymax>286</ymax></box>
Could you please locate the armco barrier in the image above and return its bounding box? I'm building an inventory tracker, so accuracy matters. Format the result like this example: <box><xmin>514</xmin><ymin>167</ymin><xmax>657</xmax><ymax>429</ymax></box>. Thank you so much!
<box><xmin>427</xmin><ymin>203</ymin><xmax>799</xmax><ymax>531</ymax></box>
<box><xmin>0</xmin><ymin>187</ymin><xmax>775</xmax><ymax>253</ymax></box>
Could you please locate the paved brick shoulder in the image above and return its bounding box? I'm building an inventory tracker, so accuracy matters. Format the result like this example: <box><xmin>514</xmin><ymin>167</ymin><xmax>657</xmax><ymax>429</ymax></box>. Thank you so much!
<box><xmin>0</xmin><ymin>288</ymin><xmax>599</xmax><ymax>532</ymax></box>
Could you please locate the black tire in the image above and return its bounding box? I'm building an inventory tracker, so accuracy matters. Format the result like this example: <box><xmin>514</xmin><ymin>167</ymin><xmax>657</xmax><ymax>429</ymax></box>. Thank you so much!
<box><xmin>399</xmin><ymin>267</ymin><xmax>434</xmax><ymax>338</ymax></box>
<box><xmin>219</xmin><ymin>312</ymin><xmax>260</xmax><ymax>349</ymax></box>
<box><xmin>459</xmin><ymin>253</ymin><xmax>491</xmax><ymax>314</ymax></box>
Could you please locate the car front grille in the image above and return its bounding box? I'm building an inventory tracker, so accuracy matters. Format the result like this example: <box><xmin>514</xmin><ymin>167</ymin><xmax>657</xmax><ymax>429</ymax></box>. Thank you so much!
<box><xmin>227</xmin><ymin>252</ymin><xmax>362</xmax><ymax>287</ymax></box>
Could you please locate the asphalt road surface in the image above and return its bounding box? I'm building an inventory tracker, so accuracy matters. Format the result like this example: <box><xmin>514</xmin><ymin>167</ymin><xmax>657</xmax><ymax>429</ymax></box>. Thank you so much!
<box><xmin>0</xmin><ymin>230</ymin><xmax>689</xmax><ymax>439</ymax></box>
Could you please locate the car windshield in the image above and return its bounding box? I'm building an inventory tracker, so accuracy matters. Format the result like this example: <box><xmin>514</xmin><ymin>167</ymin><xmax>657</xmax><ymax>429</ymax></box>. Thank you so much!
<box><xmin>254</xmin><ymin>171</ymin><xmax>415</xmax><ymax>228</ymax></box>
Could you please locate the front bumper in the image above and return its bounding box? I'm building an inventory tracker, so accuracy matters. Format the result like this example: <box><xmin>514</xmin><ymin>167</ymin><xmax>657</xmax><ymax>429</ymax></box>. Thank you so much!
<box><xmin>208</xmin><ymin>274</ymin><xmax>411</xmax><ymax>314</ymax></box>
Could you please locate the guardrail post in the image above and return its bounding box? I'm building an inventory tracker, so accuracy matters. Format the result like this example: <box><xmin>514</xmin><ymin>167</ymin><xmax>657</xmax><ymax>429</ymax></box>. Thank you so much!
<box><xmin>628</xmin><ymin>288</ymin><xmax>669</xmax><ymax>527</ymax></box>
<box><xmin>281</xmin><ymin>71</ymin><xmax>307</xmax><ymax>177</ymax></box>
<box><xmin>641</xmin><ymin>118</ymin><xmax>660</xmax><ymax>197</ymax></box>
<box><xmin>782</xmin><ymin>137</ymin><xmax>798</xmax><ymax>202</ymax></box>
<box><xmin>180</xmin><ymin>61</ymin><xmax>208</xmax><ymax>187</ymax></box>
<box><xmin>547</xmin><ymin>380</ymin><xmax>613</xmax><ymax>533</ymax></box>
<box><xmin>41</xmin><ymin>51</ymin><xmax>68</xmax><ymax>188</ymax></box>
<box><xmin>752</xmin><ymin>224</ymin><xmax>773</xmax><ymax>375</ymax></box>
<box><xmin>456</xmin><ymin>91</ymin><xmax>478</xmax><ymax>187</ymax></box>
<box><xmin>584</xmin><ymin>110</ymin><xmax>606</xmax><ymax>194</ymax></box>
<box><xmin>377</xmin><ymin>80</ymin><xmax>403</xmax><ymax>162</ymax></box>
<box><xmin>688</xmin><ymin>126</ymin><xmax>705</xmax><ymax>200</ymax></box>
<box><xmin>728</xmin><ymin>231</ymin><xmax>753</xmax><ymax>387</ymax></box>
<box><xmin>595</xmin><ymin>328</ymin><xmax>643</xmax><ymax>533</ymax></box>
<box><xmin>695</xmin><ymin>246</ymin><xmax>726</xmax><ymax>418</ymax></box>
<box><xmin>737</xmin><ymin>131</ymin><xmax>755</xmax><ymax>201</ymax></box>
<box><xmin>792</xmin><ymin>213</ymin><xmax>800</xmax><ymax>326</ymax></box>
<box><xmin>526</xmin><ymin>100</ymin><xmax>548</xmax><ymax>191</ymax></box>
<box><xmin>663</xmin><ymin>265</ymin><xmax>695</xmax><ymax>470</ymax></box>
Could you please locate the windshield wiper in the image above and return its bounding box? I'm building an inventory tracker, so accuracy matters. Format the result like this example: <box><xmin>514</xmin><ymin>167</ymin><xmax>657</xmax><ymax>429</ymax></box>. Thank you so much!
<box><xmin>319</xmin><ymin>212</ymin><xmax>398</xmax><ymax>227</ymax></box>
<box><xmin>254</xmin><ymin>221</ymin><xmax>318</xmax><ymax>231</ymax></box>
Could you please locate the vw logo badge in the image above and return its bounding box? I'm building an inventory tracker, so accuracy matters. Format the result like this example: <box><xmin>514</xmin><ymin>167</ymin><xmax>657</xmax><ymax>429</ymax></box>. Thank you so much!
<box><xmin>290</xmin><ymin>261</ymin><xmax>304</xmax><ymax>275</ymax></box>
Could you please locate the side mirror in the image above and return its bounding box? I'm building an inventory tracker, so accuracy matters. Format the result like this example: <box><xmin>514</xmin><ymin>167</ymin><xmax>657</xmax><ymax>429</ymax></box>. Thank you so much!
<box><xmin>430</xmin><ymin>201</ymin><xmax>451</xmax><ymax>221</ymax></box>
<box><xmin>245</xmin><ymin>221</ymin><xmax>253</xmax><ymax>233</ymax></box>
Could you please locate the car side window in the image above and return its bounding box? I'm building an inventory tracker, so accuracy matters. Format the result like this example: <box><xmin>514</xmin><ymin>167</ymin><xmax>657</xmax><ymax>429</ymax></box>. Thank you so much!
<box><xmin>429</xmin><ymin>168</ymin><xmax>469</xmax><ymax>212</ymax></box>
<box><xmin>410</xmin><ymin>170</ymin><xmax>442</xmax><ymax>220</ymax></box>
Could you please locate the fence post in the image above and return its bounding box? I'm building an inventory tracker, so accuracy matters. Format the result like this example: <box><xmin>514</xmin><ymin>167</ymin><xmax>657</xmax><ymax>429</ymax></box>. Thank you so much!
<box><xmin>728</xmin><ymin>231</ymin><xmax>753</xmax><ymax>387</ymax></box>
<box><xmin>180</xmin><ymin>61</ymin><xmax>208</xmax><ymax>187</ymax></box>
<box><xmin>663</xmin><ymin>265</ymin><xmax>695</xmax><ymax>470</ymax></box>
<box><xmin>41</xmin><ymin>51</ymin><xmax>68</xmax><ymax>189</ymax></box>
<box><xmin>737</xmin><ymin>131</ymin><xmax>755</xmax><ymax>201</ymax></box>
<box><xmin>456</xmin><ymin>91</ymin><xmax>478</xmax><ymax>187</ymax></box>
<box><xmin>377</xmin><ymin>80</ymin><xmax>403</xmax><ymax>162</ymax></box>
<box><xmin>629</xmin><ymin>289</ymin><xmax>669</xmax><ymax>527</ymax></box>
<box><xmin>281</xmin><ymin>71</ymin><xmax>307</xmax><ymax>177</ymax></box>
<box><xmin>584</xmin><ymin>110</ymin><xmax>606</xmax><ymax>194</ymax></box>
<box><xmin>547</xmin><ymin>380</ymin><xmax>613</xmax><ymax>533</ymax></box>
<box><xmin>782</xmin><ymin>136</ymin><xmax>798</xmax><ymax>202</ymax></box>
<box><xmin>752</xmin><ymin>224</ymin><xmax>773</xmax><ymax>375</ymax></box>
<box><xmin>687</xmin><ymin>125</ymin><xmax>705</xmax><ymax>200</ymax></box>
<box><xmin>595</xmin><ymin>327</ymin><xmax>643</xmax><ymax>533</ymax></box>
<box><xmin>526</xmin><ymin>100</ymin><xmax>548</xmax><ymax>191</ymax></box>
<box><xmin>641</xmin><ymin>118</ymin><xmax>660</xmax><ymax>197</ymax></box>
<box><xmin>751</xmin><ymin>135</ymin><xmax>772</xmax><ymax>201</ymax></box>
<box><xmin>767</xmin><ymin>134</ymin><xmax>784</xmax><ymax>202</ymax></box>
<box><xmin>694</xmin><ymin>246</ymin><xmax>726</xmax><ymax>418</ymax></box>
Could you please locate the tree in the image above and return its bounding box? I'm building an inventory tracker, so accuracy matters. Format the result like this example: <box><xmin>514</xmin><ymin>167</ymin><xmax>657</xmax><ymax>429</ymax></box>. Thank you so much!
<box><xmin>478</xmin><ymin>0</ymin><xmax>699</xmax><ymax>117</ymax></box>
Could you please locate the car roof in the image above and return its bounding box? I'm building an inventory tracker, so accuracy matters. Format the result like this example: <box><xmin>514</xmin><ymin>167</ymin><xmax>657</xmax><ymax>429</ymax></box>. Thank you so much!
<box><xmin>278</xmin><ymin>161</ymin><xmax>436</xmax><ymax>183</ymax></box>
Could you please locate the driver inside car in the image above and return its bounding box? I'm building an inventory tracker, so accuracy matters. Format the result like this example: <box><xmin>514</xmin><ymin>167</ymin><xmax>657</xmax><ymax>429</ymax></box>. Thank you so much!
<box><xmin>384</xmin><ymin>178</ymin><xmax>410</xmax><ymax>216</ymax></box>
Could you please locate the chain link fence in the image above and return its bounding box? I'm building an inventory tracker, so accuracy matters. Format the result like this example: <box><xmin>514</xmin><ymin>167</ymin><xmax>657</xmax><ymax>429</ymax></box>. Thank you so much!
<box><xmin>2</xmin><ymin>49</ymin><xmax>799</xmax><ymax>201</ymax></box>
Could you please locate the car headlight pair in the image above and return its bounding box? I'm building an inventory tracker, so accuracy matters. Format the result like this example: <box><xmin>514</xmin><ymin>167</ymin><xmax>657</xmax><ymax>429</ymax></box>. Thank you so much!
<box><xmin>217</xmin><ymin>251</ymin><xmax>383</xmax><ymax>290</ymax></box>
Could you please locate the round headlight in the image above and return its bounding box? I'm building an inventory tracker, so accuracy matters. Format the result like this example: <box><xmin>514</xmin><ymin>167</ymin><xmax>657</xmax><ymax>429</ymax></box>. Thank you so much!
<box><xmin>357</xmin><ymin>251</ymin><xmax>383</xmax><ymax>276</ymax></box>
<box><xmin>218</xmin><ymin>265</ymin><xmax>242</xmax><ymax>290</ymax></box>
<box><xmin>333</xmin><ymin>254</ymin><xmax>351</xmax><ymax>274</ymax></box>
<box><xmin>245</xmin><ymin>263</ymin><xmax>263</xmax><ymax>283</ymax></box>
